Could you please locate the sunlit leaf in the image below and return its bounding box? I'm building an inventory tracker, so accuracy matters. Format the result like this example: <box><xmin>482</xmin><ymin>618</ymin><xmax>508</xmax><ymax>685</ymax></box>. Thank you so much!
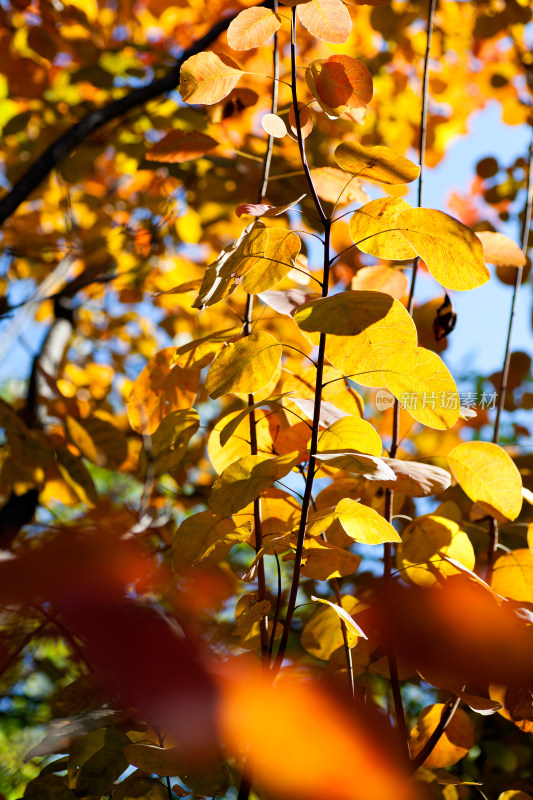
<box><xmin>351</xmin><ymin>265</ymin><xmax>408</xmax><ymax>299</ymax></box>
<box><xmin>297</xmin><ymin>0</ymin><xmax>352</xmax><ymax>44</ymax></box>
<box><xmin>139</xmin><ymin>408</ymin><xmax>199</xmax><ymax>475</ymax></box>
<box><xmin>208</xmin><ymin>452</ymin><xmax>299</xmax><ymax>516</ymax></box>
<box><xmin>289</xmin><ymin>102</ymin><xmax>313</xmax><ymax>138</ymax></box>
<box><xmin>301</xmin><ymin>595</ymin><xmax>363</xmax><ymax>659</ymax></box>
<box><xmin>173</xmin><ymin>511</ymin><xmax>240</xmax><ymax>569</ymax></box>
<box><xmin>397</xmin><ymin>515</ymin><xmax>475</xmax><ymax>587</ymax></box>
<box><xmin>294</xmin><ymin>290</ymin><xmax>394</xmax><ymax>336</ymax></box>
<box><xmin>349</xmin><ymin>197</ymin><xmax>416</xmax><ymax>259</ymax></box>
<box><xmin>180</xmin><ymin>51</ymin><xmax>243</xmax><ymax>105</ymax></box>
<box><xmin>127</xmin><ymin>348</ymin><xmax>200</xmax><ymax>434</ymax></box>
<box><xmin>236</xmin><ymin>194</ymin><xmax>305</xmax><ymax>218</ymax></box>
<box><xmin>205</xmin><ymin>331</ymin><xmax>282</xmax><ymax>399</ymax></box>
<box><xmin>315</xmin><ymin>451</ymin><xmax>396</xmax><ymax>480</ymax></box>
<box><xmin>383</xmin><ymin>346</ymin><xmax>460</xmax><ymax>430</ymax></box>
<box><xmin>396</xmin><ymin>208</ymin><xmax>490</xmax><ymax>291</ymax></box>
<box><xmin>56</xmin><ymin>446</ymin><xmax>98</xmax><ymax>507</ymax></box>
<box><xmin>492</xmin><ymin>549</ymin><xmax>533</xmax><ymax>603</ymax></box>
<box><xmin>324</xmin><ymin>296</ymin><xmax>417</xmax><ymax>387</ymax></box>
<box><xmin>335</xmin><ymin>497</ymin><xmax>401</xmax><ymax>544</ymax></box>
<box><xmin>409</xmin><ymin>704</ymin><xmax>476</xmax><ymax>768</ymax></box>
<box><xmin>314</xmin><ymin>55</ymin><xmax>372</xmax><ymax>109</ymax></box>
<box><xmin>448</xmin><ymin>441</ymin><xmax>523</xmax><ymax>521</ymax></box>
<box><xmin>311</xmin><ymin>595</ymin><xmax>367</xmax><ymax>637</ymax></box>
<box><xmin>317</xmin><ymin>416</ymin><xmax>382</xmax><ymax>457</ymax></box>
<box><xmin>227</xmin><ymin>7</ymin><xmax>281</xmax><ymax>50</ymax></box>
<box><xmin>145</xmin><ymin>130</ymin><xmax>218</xmax><ymax>163</ymax></box>
<box><xmin>283</xmin><ymin>538</ymin><xmax>361</xmax><ymax>580</ymax></box>
<box><xmin>476</xmin><ymin>231</ymin><xmax>526</xmax><ymax>267</ymax></box>
<box><xmin>261</xmin><ymin>113</ymin><xmax>287</xmax><ymax>138</ymax></box>
<box><xmin>335</xmin><ymin>141</ymin><xmax>420</xmax><ymax>184</ymax></box>
<box><xmin>311</xmin><ymin>167</ymin><xmax>369</xmax><ymax>206</ymax></box>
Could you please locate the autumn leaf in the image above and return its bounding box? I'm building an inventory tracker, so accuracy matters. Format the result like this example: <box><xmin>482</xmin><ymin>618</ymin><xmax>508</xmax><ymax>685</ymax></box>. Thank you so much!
<box><xmin>205</xmin><ymin>331</ymin><xmax>282</xmax><ymax>399</ymax></box>
<box><xmin>349</xmin><ymin>197</ymin><xmax>416</xmax><ymax>260</ymax></box>
<box><xmin>448</xmin><ymin>441</ymin><xmax>523</xmax><ymax>521</ymax></box>
<box><xmin>301</xmin><ymin>595</ymin><xmax>364</xmax><ymax>659</ymax></box>
<box><xmin>235</xmin><ymin>194</ymin><xmax>305</xmax><ymax>218</ymax></box>
<box><xmin>227</xmin><ymin>7</ymin><xmax>281</xmax><ymax>51</ymax></box>
<box><xmin>335</xmin><ymin>498</ymin><xmax>401</xmax><ymax>544</ymax></box>
<box><xmin>476</xmin><ymin>231</ymin><xmax>526</xmax><ymax>267</ymax></box>
<box><xmin>397</xmin><ymin>515</ymin><xmax>475</xmax><ymax>587</ymax></box>
<box><xmin>311</xmin><ymin>595</ymin><xmax>367</xmax><ymax>637</ymax></box>
<box><xmin>351</xmin><ymin>265</ymin><xmax>408</xmax><ymax>299</ymax></box>
<box><xmin>208</xmin><ymin>452</ymin><xmax>299</xmax><ymax>516</ymax></box>
<box><xmin>289</xmin><ymin>102</ymin><xmax>313</xmax><ymax>138</ymax></box>
<box><xmin>335</xmin><ymin>141</ymin><xmax>420</xmax><ymax>184</ymax></box>
<box><xmin>180</xmin><ymin>51</ymin><xmax>243</xmax><ymax>105</ymax></box>
<box><xmin>261</xmin><ymin>113</ymin><xmax>287</xmax><ymax>138</ymax></box>
<box><xmin>297</xmin><ymin>0</ymin><xmax>353</xmax><ymax>44</ymax></box>
<box><xmin>145</xmin><ymin>130</ymin><xmax>218</xmax><ymax>163</ymax></box>
<box><xmin>139</xmin><ymin>408</ymin><xmax>199</xmax><ymax>475</ymax></box>
<box><xmin>294</xmin><ymin>290</ymin><xmax>394</xmax><ymax>336</ymax></box>
<box><xmin>317</xmin><ymin>416</ymin><xmax>382</xmax><ymax>457</ymax></box>
<box><xmin>284</xmin><ymin>538</ymin><xmax>362</xmax><ymax>580</ymax></box>
<box><xmin>313</xmin><ymin>55</ymin><xmax>373</xmax><ymax>109</ymax></box>
<box><xmin>311</xmin><ymin>167</ymin><xmax>369</xmax><ymax>206</ymax></box>
<box><xmin>492</xmin><ymin>550</ymin><xmax>533</xmax><ymax>603</ymax></box>
<box><xmin>410</xmin><ymin>704</ymin><xmax>476</xmax><ymax>768</ymax></box>
<box><xmin>395</xmin><ymin>208</ymin><xmax>490</xmax><ymax>291</ymax></box>
<box><xmin>379</xmin><ymin>459</ymin><xmax>451</xmax><ymax>497</ymax></box>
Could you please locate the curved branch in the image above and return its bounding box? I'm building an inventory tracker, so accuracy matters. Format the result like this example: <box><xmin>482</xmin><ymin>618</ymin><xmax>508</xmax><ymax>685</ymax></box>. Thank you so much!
<box><xmin>0</xmin><ymin>7</ymin><xmax>267</xmax><ymax>228</ymax></box>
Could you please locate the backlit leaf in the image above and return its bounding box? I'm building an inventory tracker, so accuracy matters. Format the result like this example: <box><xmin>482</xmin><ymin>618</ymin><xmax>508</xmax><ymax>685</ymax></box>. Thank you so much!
<box><xmin>227</xmin><ymin>7</ymin><xmax>281</xmax><ymax>51</ymax></box>
<box><xmin>492</xmin><ymin>549</ymin><xmax>533</xmax><ymax>604</ymax></box>
<box><xmin>317</xmin><ymin>416</ymin><xmax>382</xmax><ymax>457</ymax></box>
<box><xmin>324</xmin><ymin>296</ymin><xmax>417</xmax><ymax>387</ymax></box>
<box><xmin>127</xmin><ymin>348</ymin><xmax>200</xmax><ymax>434</ymax></box>
<box><xmin>261</xmin><ymin>113</ymin><xmax>287</xmax><ymax>138</ymax></box>
<box><xmin>145</xmin><ymin>130</ymin><xmax>218</xmax><ymax>163</ymax></box>
<box><xmin>208</xmin><ymin>452</ymin><xmax>299</xmax><ymax>516</ymax></box>
<box><xmin>335</xmin><ymin>141</ymin><xmax>420</xmax><ymax>184</ymax></box>
<box><xmin>351</xmin><ymin>265</ymin><xmax>409</xmax><ymax>299</ymax></box>
<box><xmin>448</xmin><ymin>441</ymin><xmax>523</xmax><ymax>521</ymax></box>
<box><xmin>297</xmin><ymin>0</ymin><xmax>352</xmax><ymax>44</ymax></box>
<box><xmin>311</xmin><ymin>595</ymin><xmax>367</xmax><ymax>637</ymax></box>
<box><xmin>180</xmin><ymin>52</ymin><xmax>243</xmax><ymax>105</ymax></box>
<box><xmin>397</xmin><ymin>515</ymin><xmax>475</xmax><ymax>587</ymax></box>
<box><xmin>349</xmin><ymin>197</ymin><xmax>416</xmax><ymax>259</ymax></box>
<box><xmin>313</xmin><ymin>55</ymin><xmax>373</xmax><ymax>110</ymax></box>
<box><xmin>172</xmin><ymin>511</ymin><xmax>238</xmax><ymax>569</ymax></box>
<box><xmin>235</xmin><ymin>194</ymin><xmax>305</xmax><ymax>218</ymax></box>
<box><xmin>288</xmin><ymin>102</ymin><xmax>313</xmax><ymax>138</ymax></box>
<box><xmin>124</xmin><ymin>744</ymin><xmax>230</xmax><ymax>795</ymax></box>
<box><xmin>311</xmin><ymin>167</ymin><xmax>369</xmax><ymax>206</ymax></box>
<box><xmin>56</xmin><ymin>446</ymin><xmax>98</xmax><ymax>507</ymax></box>
<box><xmin>396</xmin><ymin>208</ymin><xmax>490</xmax><ymax>291</ymax></box>
<box><xmin>410</xmin><ymin>704</ymin><xmax>476</xmax><ymax>768</ymax></box>
<box><xmin>301</xmin><ymin>595</ymin><xmax>362</xmax><ymax>659</ymax></box>
<box><xmin>315</xmin><ymin>451</ymin><xmax>396</xmax><ymax>480</ymax></box>
<box><xmin>335</xmin><ymin>497</ymin><xmax>401</xmax><ymax>544</ymax></box>
<box><xmin>383</xmin><ymin>347</ymin><xmax>460</xmax><ymax>430</ymax></box>
<box><xmin>205</xmin><ymin>331</ymin><xmax>282</xmax><ymax>399</ymax></box>
<box><xmin>294</xmin><ymin>290</ymin><xmax>393</xmax><ymax>336</ymax></box>
<box><xmin>284</xmin><ymin>538</ymin><xmax>361</xmax><ymax>580</ymax></box>
<box><xmin>476</xmin><ymin>231</ymin><xmax>526</xmax><ymax>267</ymax></box>
<box><xmin>139</xmin><ymin>408</ymin><xmax>199</xmax><ymax>475</ymax></box>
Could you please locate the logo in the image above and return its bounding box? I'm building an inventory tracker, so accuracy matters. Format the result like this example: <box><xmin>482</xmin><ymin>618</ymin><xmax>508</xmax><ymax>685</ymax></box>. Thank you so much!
<box><xmin>375</xmin><ymin>389</ymin><xmax>395</xmax><ymax>411</ymax></box>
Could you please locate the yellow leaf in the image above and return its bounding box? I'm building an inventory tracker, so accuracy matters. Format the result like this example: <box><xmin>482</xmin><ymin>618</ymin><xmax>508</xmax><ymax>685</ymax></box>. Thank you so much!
<box><xmin>227</xmin><ymin>7</ymin><xmax>281</xmax><ymax>51</ymax></box>
<box><xmin>294</xmin><ymin>290</ymin><xmax>395</xmax><ymax>336</ymax></box>
<box><xmin>66</xmin><ymin>415</ymin><xmax>100</xmax><ymax>464</ymax></box>
<box><xmin>208</xmin><ymin>452</ymin><xmax>299</xmax><ymax>516</ymax></box>
<box><xmin>317</xmin><ymin>416</ymin><xmax>382</xmax><ymax>457</ymax></box>
<box><xmin>139</xmin><ymin>409</ymin><xmax>199</xmax><ymax>475</ymax></box>
<box><xmin>396</xmin><ymin>515</ymin><xmax>475</xmax><ymax>587</ymax></box>
<box><xmin>297</xmin><ymin>0</ymin><xmax>352</xmax><ymax>44</ymax></box>
<box><xmin>396</xmin><ymin>209</ymin><xmax>490</xmax><ymax>291</ymax></box>
<box><xmin>476</xmin><ymin>231</ymin><xmax>526</xmax><ymax>268</ymax></box>
<box><xmin>206</xmin><ymin>331</ymin><xmax>282</xmax><ymax>399</ymax></box>
<box><xmin>448</xmin><ymin>441</ymin><xmax>522</xmax><ymax>521</ymax></box>
<box><xmin>335</xmin><ymin>141</ymin><xmax>420</xmax><ymax>185</ymax></box>
<box><xmin>301</xmin><ymin>595</ymin><xmax>363</xmax><ymax>660</ymax></box>
<box><xmin>180</xmin><ymin>51</ymin><xmax>243</xmax><ymax>105</ymax></box>
<box><xmin>409</xmin><ymin>704</ymin><xmax>476</xmax><ymax>768</ymax></box>
<box><xmin>127</xmin><ymin>348</ymin><xmax>199</xmax><ymax>434</ymax></box>
<box><xmin>56</xmin><ymin>446</ymin><xmax>98</xmax><ymax>507</ymax></box>
<box><xmin>173</xmin><ymin>328</ymin><xmax>241</xmax><ymax>370</ymax></box>
<box><xmin>172</xmin><ymin>511</ymin><xmax>248</xmax><ymax>569</ymax></box>
<box><xmin>383</xmin><ymin>346</ymin><xmax>460</xmax><ymax>430</ymax></box>
<box><xmin>349</xmin><ymin>198</ymin><xmax>416</xmax><ymax>260</ymax></box>
<box><xmin>310</xmin><ymin>167</ymin><xmax>369</xmax><ymax>206</ymax></box>
<box><xmin>288</xmin><ymin>102</ymin><xmax>313</xmax><ymax>139</ymax></box>
<box><xmin>324</xmin><ymin>296</ymin><xmax>417</xmax><ymax>388</ymax></box>
<box><xmin>492</xmin><ymin>549</ymin><xmax>533</xmax><ymax>604</ymax></box>
<box><xmin>145</xmin><ymin>130</ymin><xmax>218</xmax><ymax>163</ymax></box>
<box><xmin>208</xmin><ymin>407</ymin><xmax>278</xmax><ymax>474</ymax></box>
<box><xmin>261</xmin><ymin>112</ymin><xmax>287</xmax><ymax>138</ymax></box>
<box><xmin>284</xmin><ymin>539</ymin><xmax>361</xmax><ymax>580</ymax></box>
<box><xmin>335</xmin><ymin>498</ymin><xmax>401</xmax><ymax>544</ymax></box>
<box><xmin>311</xmin><ymin>596</ymin><xmax>367</xmax><ymax>637</ymax></box>
<box><xmin>498</xmin><ymin>792</ymin><xmax>533</xmax><ymax>800</ymax></box>
<box><xmin>283</xmin><ymin>366</ymin><xmax>364</xmax><ymax>417</ymax></box>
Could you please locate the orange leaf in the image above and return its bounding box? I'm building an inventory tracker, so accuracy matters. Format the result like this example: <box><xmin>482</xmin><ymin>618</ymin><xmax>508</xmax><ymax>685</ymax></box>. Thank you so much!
<box><xmin>311</xmin><ymin>167</ymin><xmax>369</xmax><ymax>206</ymax></box>
<box><xmin>227</xmin><ymin>7</ymin><xmax>281</xmax><ymax>50</ymax></box>
<box><xmin>145</xmin><ymin>130</ymin><xmax>218</xmax><ymax>163</ymax></box>
<box><xmin>410</xmin><ymin>704</ymin><xmax>476</xmax><ymax>768</ymax></box>
<box><xmin>288</xmin><ymin>102</ymin><xmax>313</xmax><ymax>138</ymax></box>
<box><xmin>315</xmin><ymin>55</ymin><xmax>373</xmax><ymax>109</ymax></box>
<box><xmin>180</xmin><ymin>51</ymin><xmax>243</xmax><ymax>105</ymax></box>
<box><xmin>297</xmin><ymin>0</ymin><xmax>352</xmax><ymax>44</ymax></box>
<box><xmin>351</xmin><ymin>265</ymin><xmax>408</xmax><ymax>299</ymax></box>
